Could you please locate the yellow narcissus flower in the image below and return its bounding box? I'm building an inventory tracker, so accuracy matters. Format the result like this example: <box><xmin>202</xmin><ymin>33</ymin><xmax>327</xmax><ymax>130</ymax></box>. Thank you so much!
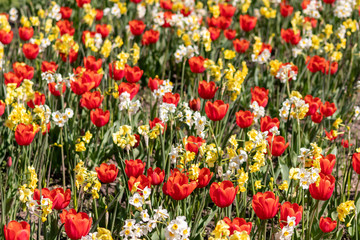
<box><xmin>188</xmin><ymin>164</ymin><xmax>200</xmax><ymax>180</ymax></box>
<box><xmin>211</xmin><ymin>220</ymin><xmax>230</xmax><ymax>238</ymax></box>
<box><xmin>332</xmin><ymin>118</ymin><xmax>342</xmax><ymax>129</ymax></box>
<box><xmin>269</xmin><ymin>60</ymin><xmax>282</xmax><ymax>76</ymax></box>
<box><xmin>96</xmin><ymin>228</ymin><xmax>113</xmax><ymax>240</ymax></box>
<box><xmin>278</xmin><ymin>180</ymin><xmax>289</xmax><ymax>191</ymax></box>
<box><xmin>229</xmin><ymin>231</ymin><xmax>250</xmax><ymax>240</ymax></box>
<box><xmin>255</xmin><ymin>180</ymin><xmax>262</xmax><ymax>190</ymax></box>
<box><xmin>337</xmin><ymin>201</ymin><xmax>355</xmax><ymax>222</ymax></box>
<box><xmin>224</xmin><ymin>50</ymin><xmax>236</xmax><ymax>60</ymax></box>
<box><xmin>75</xmin><ymin>141</ymin><xmax>86</xmax><ymax>152</ymax></box>
<box><xmin>323</xmin><ymin>24</ymin><xmax>333</xmax><ymax>38</ymax></box>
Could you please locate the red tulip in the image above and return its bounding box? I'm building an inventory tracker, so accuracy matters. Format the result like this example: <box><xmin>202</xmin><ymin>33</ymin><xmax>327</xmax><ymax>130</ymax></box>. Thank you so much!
<box><xmin>163</xmin><ymin>169</ymin><xmax>197</xmax><ymax>200</ymax></box>
<box><xmin>205</xmin><ymin>100</ymin><xmax>229</xmax><ymax>121</ymax></box>
<box><xmin>304</xmin><ymin>95</ymin><xmax>322</xmax><ymax>116</ymax></box>
<box><xmin>15</xmin><ymin>123</ymin><xmax>38</xmax><ymax>146</ymax></box>
<box><xmin>198</xmin><ymin>80</ymin><xmax>218</xmax><ymax>99</ymax></box>
<box><xmin>96</xmin><ymin>24</ymin><xmax>110</xmax><ymax>38</ymax></box>
<box><xmin>352</xmin><ymin>152</ymin><xmax>360</xmax><ymax>175</ymax></box>
<box><xmin>147</xmin><ymin>167</ymin><xmax>165</xmax><ymax>185</ymax></box>
<box><xmin>304</xmin><ymin>17</ymin><xmax>317</xmax><ymax>28</ymax></box>
<box><xmin>118</xmin><ymin>82</ymin><xmax>140</xmax><ymax>100</ymax></box>
<box><xmin>19</xmin><ymin>27</ymin><xmax>34</xmax><ymax>41</ymax></box>
<box><xmin>219</xmin><ymin>4</ymin><xmax>236</xmax><ymax>18</ymax></box>
<box><xmin>128</xmin><ymin>175</ymin><xmax>151</xmax><ymax>192</ymax></box>
<box><xmin>309</xmin><ymin>173</ymin><xmax>335</xmax><ymax>201</ymax></box>
<box><xmin>279</xmin><ymin>202</ymin><xmax>303</xmax><ymax>228</ymax></box>
<box><xmin>320</xmin><ymin>102</ymin><xmax>336</xmax><ymax>117</ymax></box>
<box><xmin>160</xmin><ymin>0</ymin><xmax>173</xmax><ymax>10</ymax></box>
<box><xmin>129</xmin><ymin>20</ymin><xmax>146</xmax><ymax>36</ymax></box>
<box><xmin>210</xmin><ymin>181</ymin><xmax>238</xmax><ymax>208</ymax></box>
<box><xmin>60</xmin><ymin>48</ymin><xmax>78</xmax><ymax>63</ymax></box>
<box><xmin>218</xmin><ymin>16</ymin><xmax>232</xmax><ymax>30</ymax></box>
<box><xmin>95</xmin><ymin>163</ymin><xmax>118</xmax><ymax>183</ymax></box>
<box><xmin>223</xmin><ymin>217</ymin><xmax>252</xmax><ymax>235</ymax></box>
<box><xmin>189</xmin><ymin>56</ymin><xmax>206</xmax><ymax>73</ymax></box>
<box><xmin>224</xmin><ymin>29</ymin><xmax>236</xmax><ymax>40</ymax></box>
<box><xmin>149</xmin><ymin>117</ymin><xmax>166</xmax><ymax>130</ymax></box>
<box><xmin>4</xmin><ymin>72</ymin><xmax>22</xmax><ymax>87</ymax></box>
<box><xmin>109</xmin><ymin>62</ymin><xmax>125</xmax><ymax>80</ymax></box>
<box><xmin>41</xmin><ymin>61</ymin><xmax>58</xmax><ymax>73</ymax></box>
<box><xmin>48</xmin><ymin>82</ymin><xmax>66</xmax><ymax>96</ymax></box>
<box><xmin>162</xmin><ymin>92</ymin><xmax>180</xmax><ymax>106</ymax></box>
<box><xmin>320</xmin><ymin>154</ymin><xmax>336</xmax><ymax>175</ymax></box>
<box><xmin>341</xmin><ymin>139</ymin><xmax>352</xmax><ymax>148</ymax></box>
<box><xmin>251</xmin><ymin>86</ymin><xmax>269</xmax><ymax>107</ymax></box>
<box><xmin>252</xmin><ymin>191</ymin><xmax>279</xmax><ymax>219</ymax></box>
<box><xmin>306</xmin><ymin>56</ymin><xmax>326</xmax><ymax>73</ymax></box>
<box><xmin>80</xmin><ymin>91</ymin><xmax>103</xmax><ymax>110</ymax></box>
<box><xmin>83</xmin><ymin>56</ymin><xmax>102</xmax><ymax>71</ymax></box>
<box><xmin>95</xmin><ymin>9</ymin><xmax>103</xmax><ymax>21</ymax></box>
<box><xmin>162</xmin><ymin>11</ymin><xmax>174</xmax><ymax>28</ymax></box>
<box><xmin>233</xmin><ymin>39</ymin><xmax>250</xmax><ymax>53</ymax></box>
<box><xmin>125</xmin><ymin>159</ymin><xmax>146</xmax><ymax>178</ymax></box>
<box><xmin>22</xmin><ymin>43</ymin><xmax>39</xmax><ymax>60</ymax></box>
<box><xmin>280</xmin><ymin>2</ymin><xmax>293</xmax><ymax>17</ymax></box>
<box><xmin>148</xmin><ymin>77</ymin><xmax>163</xmax><ymax>91</ymax></box>
<box><xmin>13</xmin><ymin>62</ymin><xmax>34</xmax><ymax>80</ymax></box>
<box><xmin>141</xmin><ymin>29</ymin><xmax>159</xmax><ymax>45</ymax></box>
<box><xmin>209</xmin><ymin>27</ymin><xmax>221</xmax><ymax>41</ymax></box>
<box><xmin>60</xmin><ymin>7</ymin><xmax>72</xmax><ymax>19</ymax></box>
<box><xmin>60</xmin><ymin>209</ymin><xmax>92</xmax><ymax>240</ymax></box>
<box><xmin>260</xmin><ymin>116</ymin><xmax>280</xmax><ymax>133</ymax></box>
<box><xmin>0</xmin><ymin>100</ymin><xmax>5</xmax><ymax>117</ymax></box>
<box><xmin>90</xmin><ymin>108</ymin><xmax>110</xmax><ymax>127</ymax></box>
<box><xmin>239</xmin><ymin>15</ymin><xmax>257</xmax><ymax>32</ymax></box>
<box><xmin>27</xmin><ymin>92</ymin><xmax>45</xmax><ymax>109</ymax></box>
<box><xmin>76</xmin><ymin>0</ymin><xmax>91</xmax><ymax>8</ymax></box>
<box><xmin>197</xmin><ymin>167</ymin><xmax>213</xmax><ymax>188</ymax></box>
<box><xmin>322</xmin><ymin>61</ymin><xmax>338</xmax><ymax>75</ymax></box>
<box><xmin>267</xmin><ymin>135</ymin><xmax>289</xmax><ymax>157</ymax></box>
<box><xmin>189</xmin><ymin>98</ymin><xmax>201</xmax><ymax>111</ymax></box>
<box><xmin>185</xmin><ymin>136</ymin><xmax>206</xmax><ymax>154</ymax></box>
<box><xmin>323</xmin><ymin>0</ymin><xmax>335</xmax><ymax>4</ymax></box>
<box><xmin>235</xmin><ymin>110</ymin><xmax>254</xmax><ymax>128</ymax></box>
<box><xmin>56</xmin><ymin>20</ymin><xmax>75</xmax><ymax>36</ymax></box>
<box><xmin>319</xmin><ymin>217</ymin><xmax>337</xmax><ymax>233</ymax></box>
<box><xmin>70</xmin><ymin>75</ymin><xmax>96</xmax><ymax>95</ymax></box>
<box><xmin>124</xmin><ymin>65</ymin><xmax>143</xmax><ymax>83</ymax></box>
<box><xmin>207</xmin><ymin>17</ymin><xmax>219</xmax><ymax>27</ymax></box>
<box><xmin>311</xmin><ymin>112</ymin><xmax>323</xmax><ymax>123</ymax></box>
<box><xmin>34</xmin><ymin>188</ymin><xmax>71</xmax><ymax>210</ymax></box>
<box><xmin>4</xmin><ymin>220</ymin><xmax>30</xmax><ymax>240</ymax></box>
<box><xmin>281</xmin><ymin>29</ymin><xmax>301</xmax><ymax>45</ymax></box>
<box><xmin>0</xmin><ymin>30</ymin><xmax>13</xmax><ymax>44</ymax></box>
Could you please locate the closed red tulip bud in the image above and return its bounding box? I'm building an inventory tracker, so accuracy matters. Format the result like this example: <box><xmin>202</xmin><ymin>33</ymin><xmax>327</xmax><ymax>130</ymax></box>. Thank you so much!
<box><xmin>281</xmin><ymin>29</ymin><xmax>301</xmax><ymax>45</ymax></box>
<box><xmin>251</xmin><ymin>86</ymin><xmax>269</xmax><ymax>107</ymax></box>
<box><xmin>41</xmin><ymin>61</ymin><xmax>58</xmax><ymax>73</ymax></box>
<box><xmin>128</xmin><ymin>175</ymin><xmax>151</xmax><ymax>192</ymax></box>
<box><xmin>210</xmin><ymin>180</ymin><xmax>238</xmax><ymax>208</ymax></box>
<box><xmin>141</xmin><ymin>29</ymin><xmax>160</xmax><ymax>45</ymax></box>
<box><xmin>352</xmin><ymin>153</ymin><xmax>360</xmax><ymax>175</ymax></box>
<box><xmin>109</xmin><ymin>62</ymin><xmax>125</xmax><ymax>80</ymax></box>
<box><xmin>218</xmin><ymin>16</ymin><xmax>232</xmax><ymax>30</ymax></box>
<box><xmin>56</xmin><ymin>20</ymin><xmax>75</xmax><ymax>36</ymax></box>
<box><xmin>223</xmin><ymin>217</ymin><xmax>252</xmax><ymax>235</ymax></box>
<box><xmin>7</xmin><ymin>156</ymin><xmax>12</xmax><ymax>167</ymax></box>
<box><xmin>319</xmin><ymin>217</ymin><xmax>337</xmax><ymax>233</ymax></box>
<box><xmin>18</xmin><ymin>27</ymin><xmax>34</xmax><ymax>41</ymax></box>
<box><xmin>209</xmin><ymin>27</ymin><xmax>221</xmax><ymax>41</ymax></box>
<box><xmin>22</xmin><ymin>43</ymin><xmax>39</xmax><ymax>60</ymax></box>
<box><xmin>160</xmin><ymin>0</ymin><xmax>173</xmax><ymax>10</ymax></box>
<box><xmin>118</xmin><ymin>82</ymin><xmax>140</xmax><ymax>100</ymax></box>
<box><xmin>133</xmin><ymin>134</ymin><xmax>141</xmax><ymax>148</ymax></box>
<box><xmin>252</xmin><ymin>191</ymin><xmax>279</xmax><ymax>220</ymax></box>
<box><xmin>0</xmin><ymin>100</ymin><xmax>5</xmax><ymax>117</ymax></box>
<box><xmin>239</xmin><ymin>15</ymin><xmax>257</xmax><ymax>32</ymax></box>
<box><xmin>306</xmin><ymin>55</ymin><xmax>326</xmax><ymax>73</ymax></box>
<box><xmin>15</xmin><ymin>123</ymin><xmax>38</xmax><ymax>146</ymax></box>
<box><xmin>163</xmin><ymin>92</ymin><xmax>180</xmax><ymax>106</ymax></box>
<box><xmin>189</xmin><ymin>56</ymin><xmax>206</xmax><ymax>73</ymax></box>
<box><xmin>4</xmin><ymin>220</ymin><xmax>30</xmax><ymax>240</ymax></box>
<box><xmin>341</xmin><ymin>139</ymin><xmax>351</xmax><ymax>148</ymax></box>
<box><xmin>260</xmin><ymin>116</ymin><xmax>280</xmax><ymax>133</ymax></box>
<box><xmin>0</xmin><ymin>30</ymin><xmax>13</xmax><ymax>44</ymax></box>
<box><xmin>163</xmin><ymin>169</ymin><xmax>197</xmax><ymax>200</ymax></box>
<box><xmin>198</xmin><ymin>80</ymin><xmax>218</xmax><ymax>99</ymax></box>
<box><xmin>309</xmin><ymin>173</ymin><xmax>335</xmax><ymax>201</ymax></box>
<box><xmin>34</xmin><ymin>188</ymin><xmax>71</xmax><ymax>210</ymax></box>
<box><xmin>125</xmin><ymin>159</ymin><xmax>146</xmax><ymax>178</ymax></box>
<box><xmin>224</xmin><ymin>29</ymin><xmax>236</xmax><ymax>40</ymax></box>
<box><xmin>311</xmin><ymin>112</ymin><xmax>323</xmax><ymax>123</ymax></box>
<box><xmin>13</xmin><ymin>62</ymin><xmax>34</xmax><ymax>80</ymax></box>
<box><xmin>60</xmin><ymin>7</ymin><xmax>72</xmax><ymax>19</ymax></box>
<box><xmin>197</xmin><ymin>167</ymin><xmax>213</xmax><ymax>188</ymax></box>
<box><xmin>95</xmin><ymin>9</ymin><xmax>103</xmax><ymax>21</ymax></box>
<box><xmin>148</xmin><ymin>77</ymin><xmax>163</xmax><ymax>91</ymax></box>
<box><xmin>320</xmin><ymin>102</ymin><xmax>336</xmax><ymax>117</ymax></box>
<box><xmin>147</xmin><ymin>167</ymin><xmax>165</xmax><ymax>185</ymax></box>
<box><xmin>27</xmin><ymin>92</ymin><xmax>45</xmax><ymax>109</ymax></box>
<box><xmin>83</xmin><ymin>56</ymin><xmax>102</xmax><ymax>71</ymax></box>
<box><xmin>48</xmin><ymin>82</ymin><xmax>66</xmax><ymax>97</ymax></box>
<box><xmin>219</xmin><ymin>4</ymin><xmax>236</xmax><ymax>18</ymax></box>
<box><xmin>233</xmin><ymin>39</ymin><xmax>250</xmax><ymax>53</ymax></box>
<box><xmin>207</xmin><ymin>17</ymin><xmax>219</xmax><ymax>27</ymax></box>
<box><xmin>189</xmin><ymin>98</ymin><xmax>201</xmax><ymax>111</ymax></box>
<box><xmin>267</xmin><ymin>135</ymin><xmax>289</xmax><ymax>157</ymax></box>
<box><xmin>129</xmin><ymin>20</ymin><xmax>146</xmax><ymax>36</ymax></box>
<box><xmin>80</xmin><ymin>91</ymin><xmax>103</xmax><ymax>110</ymax></box>
<box><xmin>205</xmin><ymin>100</ymin><xmax>229</xmax><ymax>121</ymax></box>
<box><xmin>4</xmin><ymin>72</ymin><xmax>22</xmax><ymax>87</ymax></box>
<box><xmin>185</xmin><ymin>136</ymin><xmax>206</xmax><ymax>154</ymax></box>
<box><xmin>96</xmin><ymin>24</ymin><xmax>110</xmax><ymax>38</ymax></box>
<box><xmin>304</xmin><ymin>95</ymin><xmax>322</xmax><ymax>116</ymax></box>
<box><xmin>95</xmin><ymin>163</ymin><xmax>118</xmax><ymax>183</ymax></box>
<box><xmin>320</xmin><ymin>154</ymin><xmax>336</xmax><ymax>175</ymax></box>
<box><xmin>60</xmin><ymin>209</ymin><xmax>92</xmax><ymax>240</ymax></box>
<box><xmin>322</xmin><ymin>61</ymin><xmax>338</xmax><ymax>75</ymax></box>
<box><xmin>279</xmin><ymin>202</ymin><xmax>303</xmax><ymax>228</ymax></box>
<box><xmin>235</xmin><ymin>110</ymin><xmax>254</xmax><ymax>128</ymax></box>
<box><xmin>125</xmin><ymin>65</ymin><xmax>143</xmax><ymax>83</ymax></box>
<box><xmin>90</xmin><ymin>108</ymin><xmax>109</xmax><ymax>127</ymax></box>
<box><xmin>280</xmin><ymin>2</ymin><xmax>293</xmax><ymax>17</ymax></box>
